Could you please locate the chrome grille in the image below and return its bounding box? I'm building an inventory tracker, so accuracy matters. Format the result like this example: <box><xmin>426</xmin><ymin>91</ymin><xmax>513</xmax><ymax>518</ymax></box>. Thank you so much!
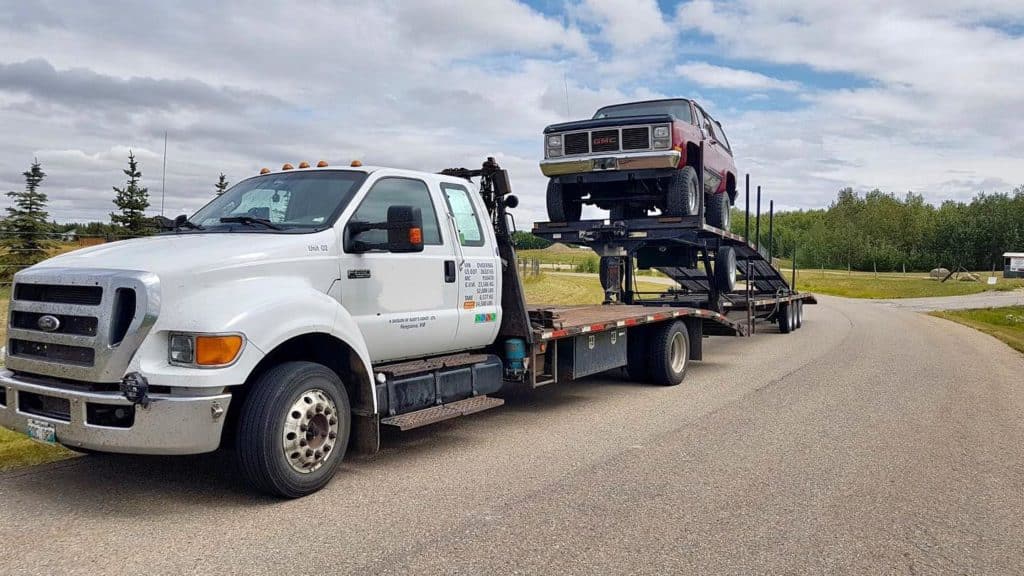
<box><xmin>14</xmin><ymin>283</ymin><xmax>102</xmax><ymax>306</ymax></box>
<box><xmin>10</xmin><ymin>311</ymin><xmax>99</xmax><ymax>336</ymax></box>
<box><xmin>564</xmin><ymin>133</ymin><xmax>589</xmax><ymax>155</ymax></box>
<box><xmin>6</xmin><ymin>269</ymin><xmax>160</xmax><ymax>382</ymax></box>
<box><xmin>622</xmin><ymin>127</ymin><xmax>650</xmax><ymax>150</ymax></box>
<box><xmin>591</xmin><ymin>129</ymin><xmax>619</xmax><ymax>152</ymax></box>
<box><xmin>10</xmin><ymin>339</ymin><xmax>95</xmax><ymax>366</ymax></box>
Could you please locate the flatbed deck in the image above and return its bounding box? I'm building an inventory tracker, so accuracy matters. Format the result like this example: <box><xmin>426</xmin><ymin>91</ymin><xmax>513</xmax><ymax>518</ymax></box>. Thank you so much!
<box><xmin>528</xmin><ymin>303</ymin><xmax>746</xmax><ymax>340</ymax></box>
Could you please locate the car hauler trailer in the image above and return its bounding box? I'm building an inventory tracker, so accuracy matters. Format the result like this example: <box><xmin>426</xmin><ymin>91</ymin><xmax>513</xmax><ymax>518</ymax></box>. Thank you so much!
<box><xmin>0</xmin><ymin>154</ymin><xmax>811</xmax><ymax>498</ymax></box>
<box><xmin>530</xmin><ymin>142</ymin><xmax>816</xmax><ymax>335</ymax></box>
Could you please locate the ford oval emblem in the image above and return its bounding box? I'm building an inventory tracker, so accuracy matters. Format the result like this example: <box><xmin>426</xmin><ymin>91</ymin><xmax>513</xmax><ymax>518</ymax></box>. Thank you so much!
<box><xmin>37</xmin><ymin>314</ymin><xmax>61</xmax><ymax>332</ymax></box>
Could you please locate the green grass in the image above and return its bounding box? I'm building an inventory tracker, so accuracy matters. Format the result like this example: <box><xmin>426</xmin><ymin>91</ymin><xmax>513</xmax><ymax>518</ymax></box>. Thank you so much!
<box><xmin>0</xmin><ymin>427</ymin><xmax>75</xmax><ymax>472</ymax></box>
<box><xmin>522</xmin><ymin>272</ymin><xmax>667</xmax><ymax>306</ymax></box>
<box><xmin>794</xmin><ymin>271</ymin><xmax>1024</xmax><ymax>299</ymax></box>
<box><xmin>930</xmin><ymin>306</ymin><xmax>1024</xmax><ymax>354</ymax></box>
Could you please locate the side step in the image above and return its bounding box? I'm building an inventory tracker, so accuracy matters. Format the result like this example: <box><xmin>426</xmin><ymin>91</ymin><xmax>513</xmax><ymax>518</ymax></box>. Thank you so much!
<box><xmin>380</xmin><ymin>395</ymin><xmax>504</xmax><ymax>431</ymax></box>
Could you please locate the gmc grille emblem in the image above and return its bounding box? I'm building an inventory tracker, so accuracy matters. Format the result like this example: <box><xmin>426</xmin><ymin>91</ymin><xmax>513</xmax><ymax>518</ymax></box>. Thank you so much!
<box><xmin>593</xmin><ymin>137</ymin><xmax>616</xmax><ymax>145</ymax></box>
<box><xmin>37</xmin><ymin>314</ymin><xmax>61</xmax><ymax>332</ymax></box>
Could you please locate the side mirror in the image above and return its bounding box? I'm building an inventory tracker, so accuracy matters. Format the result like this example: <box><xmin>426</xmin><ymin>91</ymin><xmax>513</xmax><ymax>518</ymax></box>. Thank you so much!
<box><xmin>346</xmin><ymin>205</ymin><xmax>425</xmax><ymax>253</ymax></box>
<box><xmin>384</xmin><ymin>205</ymin><xmax>424</xmax><ymax>253</ymax></box>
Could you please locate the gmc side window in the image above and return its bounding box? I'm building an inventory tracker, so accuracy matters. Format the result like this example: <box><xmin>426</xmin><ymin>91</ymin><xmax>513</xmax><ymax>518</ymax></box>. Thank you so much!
<box><xmin>714</xmin><ymin>120</ymin><xmax>731</xmax><ymax>152</ymax></box>
<box><xmin>441</xmin><ymin>183</ymin><xmax>485</xmax><ymax>247</ymax></box>
<box><xmin>351</xmin><ymin>177</ymin><xmax>442</xmax><ymax>246</ymax></box>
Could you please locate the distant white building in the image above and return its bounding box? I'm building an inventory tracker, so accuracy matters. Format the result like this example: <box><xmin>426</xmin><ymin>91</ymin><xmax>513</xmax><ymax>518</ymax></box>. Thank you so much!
<box><xmin>60</xmin><ymin>228</ymin><xmax>78</xmax><ymax>242</ymax></box>
<box><xmin>1004</xmin><ymin>252</ymin><xmax>1024</xmax><ymax>278</ymax></box>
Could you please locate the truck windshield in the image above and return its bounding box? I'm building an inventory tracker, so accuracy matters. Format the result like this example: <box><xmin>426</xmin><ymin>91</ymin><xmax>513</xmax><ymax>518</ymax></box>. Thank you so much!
<box><xmin>191</xmin><ymin>171</ymin><xmax>368</xmax><ymax>232</ymax></box>
<box><xmin>593</xmin><ymin>100</ymin><xmax>692</xmax><ymax>123</ymax></box>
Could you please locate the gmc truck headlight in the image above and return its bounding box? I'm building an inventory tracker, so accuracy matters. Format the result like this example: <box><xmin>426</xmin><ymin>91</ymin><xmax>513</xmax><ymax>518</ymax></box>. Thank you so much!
<box><xmin>546</xmin><ymin>134</ymin><xmax>563</xmax><ymax>158</ymax></box>
<box><xmin>168</xmin><ymin>332</ymin><xmax>245</xmax><ymax>367</ymax></box>
<box><xmin>653</xmin><ymin>125</ymin><xmax>671</xmax><ymax>149</ymax></box>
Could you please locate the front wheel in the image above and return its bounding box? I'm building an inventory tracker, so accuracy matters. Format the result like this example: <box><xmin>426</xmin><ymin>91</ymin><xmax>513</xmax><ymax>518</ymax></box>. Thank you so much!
<box><xmin>236</xmin><ymin>361</ymin><xmax>351</xmax><ymax>498</ymax></box>
<box><xmin>546</xmin><ymin>179</ymin><xmax>582</xmax><ymax>222</ymax></box>
<box><xmin>663</xmin><ymin>167</ymin><xmax>699</xmax><ymax>217</ymax></box>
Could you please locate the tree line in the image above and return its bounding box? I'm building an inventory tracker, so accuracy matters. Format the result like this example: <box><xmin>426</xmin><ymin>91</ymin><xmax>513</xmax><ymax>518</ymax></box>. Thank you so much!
<box><xmin>729</xmin><ymin>187</ymin><xmax>1024</xmax><ymax>272</ymax></box>
<box><xmin>1</xmin><ymin>154</ymin><xmax>231</xmax><ymax>277</ymax></box>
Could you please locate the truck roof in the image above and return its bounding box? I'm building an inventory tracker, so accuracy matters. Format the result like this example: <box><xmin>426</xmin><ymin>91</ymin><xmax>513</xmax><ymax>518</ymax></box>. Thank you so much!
<box><xmin>245</xmin><ymin>165</ymin><xmax>472</xmax><ymax>185</ymax></box>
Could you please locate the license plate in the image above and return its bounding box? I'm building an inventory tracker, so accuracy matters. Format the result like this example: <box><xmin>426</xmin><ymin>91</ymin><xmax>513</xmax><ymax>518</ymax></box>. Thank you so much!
<box><xmin>26</xmin><ymin>419</ymin><xmax>56</xmax><ymax>445</ymax></box>
<box><xmin>592</xmin><ymin>157</ymin><xmax>617</xmax><ymax>170</ymax></box>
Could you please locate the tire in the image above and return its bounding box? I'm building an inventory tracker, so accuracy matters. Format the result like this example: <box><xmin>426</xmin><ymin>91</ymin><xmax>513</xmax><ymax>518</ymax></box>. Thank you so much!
<box><xmin>647</xmin><ymin>320</ymin><xmax>690</xmax><ymax>386</ymax></box>
<box><xmin>706</xmin><ymin>191</ymin><xmax>730</xmax><ymax>230</ymax></box>
<box><xmin>795</xmin><ymin>300</ymin><xmax>803</xmax><ymax>329</ymax></box>
<box><xmin>778</xmin><ymin>303</ymin><xmax>792</xmax><ymax>334</ymax></box>
<box><xmin>546</xmin><ymin>179</ymin><xmax>581</xmax><ymax>222</ymax></box>
<box><xmin>714</xmin><ymin>246</ymin><xmax>737</xmax><ymax>293</ymax></box>
<box><xmin>236</xmin><ymin>361</ymin><xmax>351</xmax><ymax>498</ymax></box>
<box><xmin>664</xmin><ymin>167</ymin><xmax>698</xmax><ymax>217</ymax></box>
<box><xmin>599</xmin><ymin>256</ymin><xmax>624</xmax><ymax>292</ymax></box>
<box><xmin>626</xmin><ymin>327</ymin><xmax>650</xmax><ymax>381</ymax></box>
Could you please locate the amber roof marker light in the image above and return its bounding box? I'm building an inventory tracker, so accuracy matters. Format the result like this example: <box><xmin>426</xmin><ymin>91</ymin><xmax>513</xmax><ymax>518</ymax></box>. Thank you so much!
<box><xmin>317</xmin><ymin>160</ymin><xmax>329</xmax><ymax>167</ymax></box>
<box><xmin>282</xmin><ymin>163</ymin><xmax>294</xmax><ymax>170</ymax></box>
<box><xmin>259</xmin><ymin>167</ymin><xmax>271</xmax><ymax>174</ymax></box>
<box><xmin>298</xmin><ymin>161</ymin><xmax>310</xmax><ymax>169</ymax></box>
<box><xmin>350</xmin><ymin>160</ymin><xmax>363</xmax><ymax>167</ymax></box>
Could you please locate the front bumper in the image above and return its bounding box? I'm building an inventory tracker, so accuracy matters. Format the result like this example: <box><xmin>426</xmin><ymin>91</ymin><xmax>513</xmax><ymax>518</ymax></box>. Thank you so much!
<box><xmin>0</xmin><ymin>370</ymin><xmax>231</xmax><ymax>455</ymax></box>
<box><xmin>540</xmin><ymin>150</ymin><xmax>681</xmax><ymax>177</ymax></box>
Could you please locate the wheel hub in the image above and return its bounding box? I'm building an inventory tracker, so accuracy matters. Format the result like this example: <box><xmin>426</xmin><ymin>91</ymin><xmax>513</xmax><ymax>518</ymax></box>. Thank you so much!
<box><xmin>282</xmin><ymin>388</ymin><xmax>339</xmax><ymax>474</ymax></box>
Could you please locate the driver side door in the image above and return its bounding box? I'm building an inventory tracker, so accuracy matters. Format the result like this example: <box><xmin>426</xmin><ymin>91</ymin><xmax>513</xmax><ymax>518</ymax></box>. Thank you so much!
<box><xmin>339</xmin><ymin>176</ymin><xmax>461</xmax><ymax>363</ymax></box>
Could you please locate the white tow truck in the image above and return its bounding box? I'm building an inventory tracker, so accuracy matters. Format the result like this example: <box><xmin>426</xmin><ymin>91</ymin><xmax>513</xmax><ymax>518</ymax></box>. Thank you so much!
<box><xmin>0</xmin><ymin>158</ymin><xmax>760</xmax><ymax>497</ymax></box>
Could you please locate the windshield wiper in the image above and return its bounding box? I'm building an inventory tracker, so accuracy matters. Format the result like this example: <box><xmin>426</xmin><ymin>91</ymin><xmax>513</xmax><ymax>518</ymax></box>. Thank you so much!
<box><xmin>219</xmin><ymin>216</ymin><xmax>283</xmax><ymax>230</ymax></box>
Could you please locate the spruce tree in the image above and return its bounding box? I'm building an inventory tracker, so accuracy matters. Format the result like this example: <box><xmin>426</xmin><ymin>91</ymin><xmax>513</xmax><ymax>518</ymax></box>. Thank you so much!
<box><xmin>1</xmin><ymin>159</ymin><xmax>54</xmax><ymax>276</ymax></box>
<box><xmin>215</xmin><ymin>173</ymin><xmax>229</xmax><ymax>195</ymax></box>
<box><xmin>110</xmin><ymin>150</ymin><xmax>151</xmax><ymax>235</ymax></box>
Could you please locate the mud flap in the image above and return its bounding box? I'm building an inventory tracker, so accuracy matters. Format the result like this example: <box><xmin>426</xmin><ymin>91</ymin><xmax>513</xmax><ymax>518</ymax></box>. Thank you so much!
<box><xmin>685</xmin><ymin>318</ymin><xmax>703</xmax><ymax>361</ymax></box>
<box><xmin>350</xmin><ymin>412</ymin><xmax>380</xmax><ymax>455</ymax></box>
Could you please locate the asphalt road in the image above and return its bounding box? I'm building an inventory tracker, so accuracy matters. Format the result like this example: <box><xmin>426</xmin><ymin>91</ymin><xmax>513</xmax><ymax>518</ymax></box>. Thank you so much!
<box><xmin>2</xmin><ymin>296</ymin><xmax>1023</xmax><ymax>575</ymax></box>
<box><xmin>873</xmin><ymin>289</ymin><xmax>1024</xmax><ymax>312</ymax></box>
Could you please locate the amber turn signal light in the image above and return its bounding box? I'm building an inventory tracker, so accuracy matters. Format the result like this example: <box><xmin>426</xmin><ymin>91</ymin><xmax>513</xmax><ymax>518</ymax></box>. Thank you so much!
<box><xmin>195</xmin><ymin>335</ymin><xmax>244</xmax><ymax>366</ymax></box>
<box><xmin>408</xmin><ymin>227</ymin><xmax>423</xmax><ymax>245</ymax></box>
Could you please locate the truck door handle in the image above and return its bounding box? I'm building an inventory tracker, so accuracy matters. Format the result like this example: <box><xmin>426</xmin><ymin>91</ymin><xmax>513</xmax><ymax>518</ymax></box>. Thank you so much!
<box><xmin>444</xmin><ymin>260</ymin><xmax>457</xmax><ymax>283</ymax></box>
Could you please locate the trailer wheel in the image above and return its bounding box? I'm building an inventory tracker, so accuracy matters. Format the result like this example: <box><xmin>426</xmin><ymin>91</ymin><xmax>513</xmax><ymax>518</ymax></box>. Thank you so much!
<box><xmin>706</xmin><ymin>191</ymin><xmax>730</xmax><ymax>230</ymax></box>
<box><xmin>626</xmin><ymin>327</ymin><xmax>650</xmax><ymax>381</ymax></box>
<box><xmin>714</xmin><ymin>246</ymin><xmax>737</xmax><ymax>293</ymax></box>
<box><xmin>778</xmin><ymin>303</ymin><xmax>792</xmax><ymax>334</ymax></box>
<box><xmin>648</xmin><ymin>321</ymin><xmax>690</xmax><ymax>386</ymax></box>
<box><xmin>236</xmin><ymin>361</ymin><xmax>351</xmax><ymax>498</ymax></box>
<box><xmin>663</xmin><ymin>167</ymin><xmax>698</xmax><ymax>217</ymax></box>
<box><xmin>546</xmin><ymin>180</ymin><xmax>581</xmax><ymax>222</ymax></box>
<box><xmin>795</xmin><ymin>300</ymin><xmax>803</xmax><ymax>329</ymax></box>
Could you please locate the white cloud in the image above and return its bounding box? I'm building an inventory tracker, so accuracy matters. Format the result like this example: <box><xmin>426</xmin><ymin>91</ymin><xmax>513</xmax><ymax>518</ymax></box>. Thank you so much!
<box><xmin>676</xmin><ymin>62</ymin><xmax>800</xmax><ymax>92</ymax></box>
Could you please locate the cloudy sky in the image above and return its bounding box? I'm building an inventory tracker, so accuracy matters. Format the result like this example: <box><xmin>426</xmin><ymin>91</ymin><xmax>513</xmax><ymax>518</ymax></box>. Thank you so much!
<box><xmin>2</xmin><ymin>0</ymin><xmax>1023</xmax><ymax>226</ymax></box>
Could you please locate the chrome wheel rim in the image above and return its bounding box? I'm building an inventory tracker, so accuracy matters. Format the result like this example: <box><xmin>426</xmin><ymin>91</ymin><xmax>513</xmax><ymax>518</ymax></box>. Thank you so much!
<box><xmin>722</xmin><ymin>200</ymin><xmax>731</xmax><ymax>229</ymax></box>
<box><xmin>670</xmin><ymin>331</ymin><xmax>687</xmax><ymax>374</ymax></box>
<box><xmin>688</xmin><ymin>185</ymin><xmax>698</xmax><ymax>215</ymax></box>
<box><xmin>282</xmin><ymin>388</ymin><xmax>339</xmax><ymax>474</ymax></box>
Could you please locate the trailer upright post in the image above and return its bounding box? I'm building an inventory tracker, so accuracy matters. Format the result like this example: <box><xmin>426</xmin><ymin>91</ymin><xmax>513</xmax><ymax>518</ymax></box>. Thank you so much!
<box><xmin>744</xmin><ymin>174</ymin><xmax>750</xmax><ymax>241</ymax></box>
<box><xmin>755</xmin><ymin>185</ymin><xmax>761</xmax><ymax>253</ymax></box>
<box><xmin>768</xmin><ymin>200</ymin><xmax>774</xmax><ymax>263</ymax></box>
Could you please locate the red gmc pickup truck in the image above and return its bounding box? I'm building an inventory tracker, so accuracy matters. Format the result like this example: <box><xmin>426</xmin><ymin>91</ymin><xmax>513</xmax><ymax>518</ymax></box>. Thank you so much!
<box><xmin>540</xmin><ymin>98</ymin><xmax>738</xmax><ymax>229</ymax></box>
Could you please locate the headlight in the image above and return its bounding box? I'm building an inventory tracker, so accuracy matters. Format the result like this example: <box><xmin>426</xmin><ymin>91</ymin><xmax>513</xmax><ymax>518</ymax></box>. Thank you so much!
<box><xmin>653</xmin><ymin>125</ymin><xmax>670</xmax><ymax>138</ymax></box>
<box><xmin>547</xmin><ymin>135</ymin><xmax>562</xmax><ymax>147</ymax></box>
<box><xmin>168</xmin><ymin>332</ymin><xmax>245</xmax><ymax>367</ymax></box>
<box><xmin>546</xmin><ymin>133</ymin><xmax>564</xmax><ymax>158</ymax></box>
<box><xmin>169</xmin><ymin>334</ymin><xmax>195</xmax><ymax>364</ymax></box>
